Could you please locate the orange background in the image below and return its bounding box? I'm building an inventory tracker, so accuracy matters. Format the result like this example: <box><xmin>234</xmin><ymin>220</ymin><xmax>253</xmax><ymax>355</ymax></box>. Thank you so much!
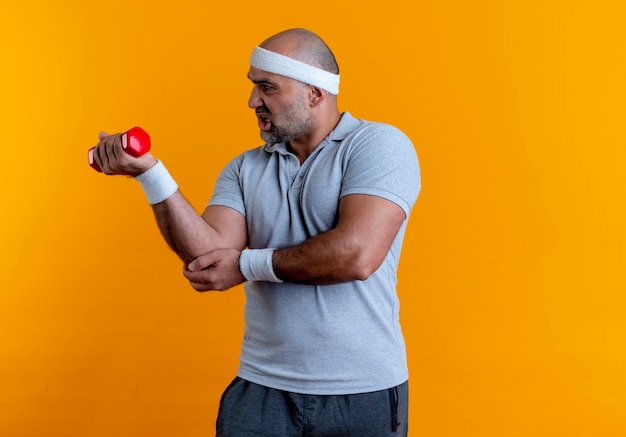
<box><xmin>1</xmin><ymin>1</ymin><xmax>625</xmax><ymax>436</ymax></box>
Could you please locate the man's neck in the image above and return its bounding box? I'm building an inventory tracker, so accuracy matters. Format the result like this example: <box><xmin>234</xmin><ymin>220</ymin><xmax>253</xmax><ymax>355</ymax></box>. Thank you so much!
<box><xmin>289</xmin><ymin>111</ymin><xmax>342</xmax><ymax>164</ymax></box>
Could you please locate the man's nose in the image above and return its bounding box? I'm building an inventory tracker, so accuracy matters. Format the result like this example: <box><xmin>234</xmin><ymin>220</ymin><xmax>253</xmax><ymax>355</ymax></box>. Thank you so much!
<box><xmin>248</xmin><ymin>87</ymin><xmax>262</xmax><ymax>109</ymax></box>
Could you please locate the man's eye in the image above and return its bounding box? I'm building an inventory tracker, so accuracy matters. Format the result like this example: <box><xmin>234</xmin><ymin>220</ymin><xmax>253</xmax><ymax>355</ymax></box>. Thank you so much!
<box><xmin>261</xmin><ymin>85</ymin><xmax>274</xmax><ymax>93</ymax></box>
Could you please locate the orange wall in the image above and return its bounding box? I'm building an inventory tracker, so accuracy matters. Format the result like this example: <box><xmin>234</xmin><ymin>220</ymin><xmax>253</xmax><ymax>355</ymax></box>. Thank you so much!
<box><xmin>1</xmin><ymin>1</ymin><xmax>625</xmax><ymax>436</ymax></box>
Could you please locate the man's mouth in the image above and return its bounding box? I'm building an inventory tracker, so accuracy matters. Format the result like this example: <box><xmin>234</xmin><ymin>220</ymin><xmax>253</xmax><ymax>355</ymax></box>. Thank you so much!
<box><xmin>256</xmin><ymin>109</ymin><xmax>272</xmax><ymax>131</ymax></box>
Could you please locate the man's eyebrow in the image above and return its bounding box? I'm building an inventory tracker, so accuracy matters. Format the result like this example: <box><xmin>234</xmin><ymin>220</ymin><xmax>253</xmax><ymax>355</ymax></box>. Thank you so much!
<box><xmin>247</xmin><ymin>73</ymin><xmax>277</xmax><ymax>85</ymax></box>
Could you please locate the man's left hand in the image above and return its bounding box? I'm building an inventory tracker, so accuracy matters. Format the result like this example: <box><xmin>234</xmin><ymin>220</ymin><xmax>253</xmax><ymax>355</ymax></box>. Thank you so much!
<box><xmin>183</xmin><ymin>249</ymin><xmax>246</xmax><ymax>292</ymax></box>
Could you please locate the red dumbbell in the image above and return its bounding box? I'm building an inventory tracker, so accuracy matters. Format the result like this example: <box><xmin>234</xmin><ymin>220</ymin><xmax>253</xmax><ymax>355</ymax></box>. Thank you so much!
<box><xmin>88</xmin><ymin>126</ymin><xmax>151</xmax><ymax>172</ymax></box>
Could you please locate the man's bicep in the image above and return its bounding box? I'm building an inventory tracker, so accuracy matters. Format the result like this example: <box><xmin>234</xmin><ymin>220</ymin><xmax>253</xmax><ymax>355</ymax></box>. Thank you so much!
<box><xmin>336</xmin><ymin>194</ymin><xmax>407</xmax><ymax>264</ymax></box>
<box><xmin>201</xmin><ymin>205</ymin><xmax>248</xmax><ymax>250</ymax></box>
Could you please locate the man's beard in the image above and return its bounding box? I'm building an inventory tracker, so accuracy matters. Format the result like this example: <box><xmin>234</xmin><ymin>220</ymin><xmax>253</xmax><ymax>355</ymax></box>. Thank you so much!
<box><xmin>257</xmin><ymin>97</ymin><xmax>312</xmax><ymax>145</ymax></box>
<box><xmin>261</xmin><ymin>124</ymin><xmax>304</xmax><ymax>145</ymax></box>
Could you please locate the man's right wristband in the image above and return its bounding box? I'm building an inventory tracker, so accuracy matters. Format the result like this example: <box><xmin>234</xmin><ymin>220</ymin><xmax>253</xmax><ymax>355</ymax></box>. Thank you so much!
<box><xmin>134</xmin><ymin>160</ymin><xmax>178</xmax><ymax>205</ymax></box>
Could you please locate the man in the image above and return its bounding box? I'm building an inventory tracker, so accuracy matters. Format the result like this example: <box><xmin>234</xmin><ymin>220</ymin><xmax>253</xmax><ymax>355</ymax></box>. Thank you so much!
<box><xmin>92</xmin><ymin>28</ymin><xmax>420</xmax><ymax>436</ymax></box>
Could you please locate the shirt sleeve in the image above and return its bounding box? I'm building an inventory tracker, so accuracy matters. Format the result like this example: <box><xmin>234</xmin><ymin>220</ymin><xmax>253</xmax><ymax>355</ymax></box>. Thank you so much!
<box><xmin>340</xmin><ymin>124</ymin><xmax>421</xmax><ymax>216</ymax></box>
<box><xmin>208</xmin><ymin>153</ymin><xmax>247</xmax><ymax>217</ymax></box>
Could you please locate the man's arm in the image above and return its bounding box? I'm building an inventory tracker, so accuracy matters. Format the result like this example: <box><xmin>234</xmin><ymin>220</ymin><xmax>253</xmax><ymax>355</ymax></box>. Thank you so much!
<box><xmin>184</xmin><ymin>193</ymin><xmax>406</xmax><ymax>290</ymax></box>
<box><xmin>91</xmin><ymin>132</ymin><xmax>247</xmax><ymax>265</ymax></box>
<box><xmin>272</xmin><ymin>194</ymin><xmax>406</xmax><ymax>284</ymax></box>
<box><xmin>152</xmin><ymin>195</ymin><xmax>247</xmax><ymax>264</ymax></box>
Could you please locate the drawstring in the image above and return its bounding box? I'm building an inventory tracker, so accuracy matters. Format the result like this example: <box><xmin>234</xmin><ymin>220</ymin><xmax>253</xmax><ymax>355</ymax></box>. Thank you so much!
<box><xmin>388</xmin><ymin>386</ymin><xmax>400</xmax><ymax>432</ymax></box>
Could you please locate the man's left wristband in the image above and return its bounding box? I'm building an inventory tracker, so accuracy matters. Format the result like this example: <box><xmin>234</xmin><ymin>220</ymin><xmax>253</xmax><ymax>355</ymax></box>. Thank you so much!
<box><xmin>239</xmin><ymin>248</ymin><xmax>283</xmax><ymax>283</ymax></box>
<box><xmin>134</xmin><ymin>160</ymin><xmax>178</xmax><ymax>205</ymax></box>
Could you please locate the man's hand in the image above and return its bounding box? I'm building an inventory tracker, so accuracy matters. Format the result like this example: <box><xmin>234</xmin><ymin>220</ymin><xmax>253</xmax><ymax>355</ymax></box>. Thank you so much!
<box><xmin>92</xmin><ymin>131</ymin><xmax>157</xmax><ymax>176</ymax></box>
<box><xmin>183</xmin><ymin>248</ymin><xmax>246</xmax><ymax>292</ymax></box>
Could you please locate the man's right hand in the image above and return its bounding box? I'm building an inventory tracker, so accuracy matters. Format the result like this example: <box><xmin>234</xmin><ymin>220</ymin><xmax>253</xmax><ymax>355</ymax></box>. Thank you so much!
<box><xmin>91</xmin><ymin>131</ymin><xmax>157</xmax><ymax>177</ymax></box>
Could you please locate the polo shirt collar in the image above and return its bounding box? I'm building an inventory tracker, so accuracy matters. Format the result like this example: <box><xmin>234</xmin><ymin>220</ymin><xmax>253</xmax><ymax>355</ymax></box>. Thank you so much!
<box><xmin>327</xmin><ymin>112</ymin><xmax>360</xmax><ymax>142</ymax></box>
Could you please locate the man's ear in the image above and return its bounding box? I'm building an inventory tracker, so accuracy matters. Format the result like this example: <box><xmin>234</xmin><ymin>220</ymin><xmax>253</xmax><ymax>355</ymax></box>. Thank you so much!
<box><xmin>308</xmin><ymin>86</ymin><xmax>326</xmax><ymax>107</ymax></box>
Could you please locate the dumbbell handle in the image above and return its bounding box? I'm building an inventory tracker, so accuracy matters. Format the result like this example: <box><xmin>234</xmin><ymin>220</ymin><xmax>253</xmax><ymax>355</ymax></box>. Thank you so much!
<box><xmin>88</xmin><ymin>126</ymin><xmax>151</xmax><ymax>172</ymax></box>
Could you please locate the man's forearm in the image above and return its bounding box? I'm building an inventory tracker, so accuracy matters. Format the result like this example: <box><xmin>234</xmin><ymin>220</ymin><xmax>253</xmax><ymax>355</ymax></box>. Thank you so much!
<box><xmin>271</xmin><ymin>228</ymin><xmax>381</xmax><ymax>285</ymax></box>
<box><xmin>270</xmin><ymin>194</ymin><xmax>406</xmax><ymax>285</ymax></box>
<box><xmin>151</xmin><ymin>191</ymin><xmax>221</xmax><ymax>264</ymax></box>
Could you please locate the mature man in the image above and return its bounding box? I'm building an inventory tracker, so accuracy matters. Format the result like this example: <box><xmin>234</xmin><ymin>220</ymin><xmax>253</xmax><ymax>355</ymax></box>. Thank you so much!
<box><xmin>92</xmin><ymin>28</ymin><xmax>420</xmax><ymax>436</ymax></box>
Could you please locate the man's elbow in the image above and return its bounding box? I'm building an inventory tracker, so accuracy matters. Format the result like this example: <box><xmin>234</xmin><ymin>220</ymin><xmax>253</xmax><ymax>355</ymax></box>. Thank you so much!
<box><xmin>345</xmin><ymin>253</ymin><xmax>383</xmax><ymax>281</ymax></box>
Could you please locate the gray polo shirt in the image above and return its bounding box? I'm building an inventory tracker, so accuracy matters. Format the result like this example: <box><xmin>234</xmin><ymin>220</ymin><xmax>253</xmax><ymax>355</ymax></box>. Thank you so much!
<box><xmin>209</xmin><ymin>112</ymin><xmax>421</xmax><ymax>394</ymax></box>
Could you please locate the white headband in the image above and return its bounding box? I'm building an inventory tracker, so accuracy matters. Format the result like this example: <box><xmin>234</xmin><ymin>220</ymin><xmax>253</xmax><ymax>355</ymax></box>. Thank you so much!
<box><xmin>249</xmin><ymin>46</ymin><xmax>340</xmax><ymax>95</ymax></box>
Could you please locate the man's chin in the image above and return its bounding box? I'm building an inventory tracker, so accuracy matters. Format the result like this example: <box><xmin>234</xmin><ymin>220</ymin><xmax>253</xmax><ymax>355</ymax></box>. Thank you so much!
<box><xmin>261</xmin><ymin>131</ymin><xmax>282</xmax><ymax>144</ymax></box>
<box><xmin>260</xmin><ymin>132</ymin><xmax>272</xmax><ymax>143</ymax></box>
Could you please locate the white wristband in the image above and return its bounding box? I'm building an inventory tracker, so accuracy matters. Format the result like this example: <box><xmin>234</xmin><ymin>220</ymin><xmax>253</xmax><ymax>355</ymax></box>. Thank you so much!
<box><xmin>134</xmin><ymin>160</ymin><xmax>178</xmax><ymax>205</ymax></box>
<box><xmin>239</xmin><ymin>249</ymin><xmax>283</xmax><ymax>283</ymax></box>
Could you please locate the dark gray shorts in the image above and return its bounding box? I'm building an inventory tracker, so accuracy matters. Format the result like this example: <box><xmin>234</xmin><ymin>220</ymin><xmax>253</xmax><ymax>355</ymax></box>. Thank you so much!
<box><xmin>216</xmin><ymin>377</ymin><xmax>408</xmax><ymax>436</ymax></box>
